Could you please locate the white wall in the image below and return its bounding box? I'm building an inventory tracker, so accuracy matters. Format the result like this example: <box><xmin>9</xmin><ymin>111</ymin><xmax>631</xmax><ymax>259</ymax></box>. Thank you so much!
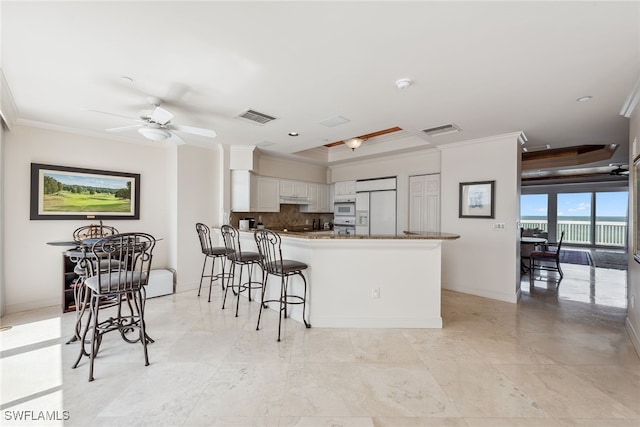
<box><xmin>256</xmin><ymin>151</ymin><xmax>329</xmax><ymax>183</ymax></box>
<box><xmin>627</xmin><ymin>107</ymin><xmax>640</xmax><ymax>357</ymax></box>
<box><xmin>0</xmin><ymin>123</ymin><xmax>5</xmax><ymax>316</ymax></box>
<box><xmin>3</xmin><ymin>125</ymin><xmax>171</xmax><ymax>313</ymax></box>
<box><xmin>440</xmin><ymin>133</ymin><xmax>521</xmax><ymax>303</ymax></box>
<box><xmin>329</xmin><ymin>149</ymin><xmax>441</xmax><ymax>234</ymax></box>
<box><xmin>175</xmin><ymin>144</ymin><xmax>220</xmax><ymax>291</ymax></box>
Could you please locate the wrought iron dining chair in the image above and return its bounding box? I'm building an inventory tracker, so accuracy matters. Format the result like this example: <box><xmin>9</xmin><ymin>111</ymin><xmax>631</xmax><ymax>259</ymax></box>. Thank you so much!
<box><xmin>254</xmin><ymin>229</ymin><xmax>311</xmax><ymax>341</ymax></box>
<box><xmin>220</xmin><ymin>224</ymin><xmax>263</xmax><ymax>317</ymax></box>
<box><xmin>72</xmin><ymin>232</ymin><xmax>156</xmax><ymax>382</ymax></box>
<box><xmin>530</xmin><ymin>231</ymin><xmax>565</xmax><ymax>284</ymax></box>
<box><xmin>195</xmin><ymin>223</ymin><xmax>232</xmax><ymax>302</ymax></box>
<box><xmin>67</xmin><ymin>223</ymin><xmax>120</xmax><ymax>343</ymax></box>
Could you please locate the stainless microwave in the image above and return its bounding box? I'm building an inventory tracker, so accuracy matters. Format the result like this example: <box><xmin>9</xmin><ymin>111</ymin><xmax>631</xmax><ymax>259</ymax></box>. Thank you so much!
<box><xmin>334</xmin><ymin>202</ymin><xmax>355</xmax><ymax>216</ymax></box>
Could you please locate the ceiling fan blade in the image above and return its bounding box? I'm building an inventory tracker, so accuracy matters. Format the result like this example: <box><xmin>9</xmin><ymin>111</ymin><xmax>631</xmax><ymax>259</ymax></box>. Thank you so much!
<box><xmin>106</xmin><ymin>124</ymin><xmax>143</xmax><ymax>132</ymax></box>
<box><xmin>83</xmin><ymin>108</ymin><xmax>142</xmax><ymax>122</ymax></box>
<box><xmin>168</xmin><ymin>132</ymin><xmax>186</xmax><ymax>145</ymax></box>
<box><xmin>150</xmin><ymin>106</ymin><xmax>174</xmax><ymax>125</ymax></box>
<box><xmin>168</xmin><ymin>124</ymin><xmax>217</xmax><ymax>138</ymax></box>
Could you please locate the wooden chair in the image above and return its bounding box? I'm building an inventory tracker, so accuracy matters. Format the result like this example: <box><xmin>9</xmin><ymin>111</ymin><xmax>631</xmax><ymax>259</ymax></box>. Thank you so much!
<box><xmin>529</xmin><ymin>231</ymin><xmax>565</xmax><ymax>284</ymax></box>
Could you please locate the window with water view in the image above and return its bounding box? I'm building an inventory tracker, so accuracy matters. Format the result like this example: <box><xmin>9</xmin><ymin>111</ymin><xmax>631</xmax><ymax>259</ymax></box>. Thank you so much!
<box><xmin>521</xmin><ymin>191</ymin><xmax>627</xmax><ymax>248</ymax></box>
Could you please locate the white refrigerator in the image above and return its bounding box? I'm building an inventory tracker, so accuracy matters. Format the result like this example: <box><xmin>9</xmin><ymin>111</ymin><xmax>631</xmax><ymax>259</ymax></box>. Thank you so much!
<box><xmin>355</xmin><ymin>177</ymin><xmax>397</xmax><ymax>235</ymax></box>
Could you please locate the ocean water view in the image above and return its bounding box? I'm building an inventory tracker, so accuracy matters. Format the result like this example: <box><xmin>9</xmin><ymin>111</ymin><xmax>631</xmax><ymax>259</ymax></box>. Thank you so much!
<box><xmin>521</xmin><ymin>216</ymin><xmax>627</xmax><ymax>246</ymax></box>
<box><xmin>522</xmin><ymin>216</ymin><xmax>627</xmax><ymax>222</ymax></box>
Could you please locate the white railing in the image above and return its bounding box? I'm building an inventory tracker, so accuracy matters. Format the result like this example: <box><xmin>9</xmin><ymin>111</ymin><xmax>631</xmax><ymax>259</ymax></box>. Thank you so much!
<box><xmin>521</xmin><ymin>219</ymin><xmax>626</xmax><ymax>247</ymax></box>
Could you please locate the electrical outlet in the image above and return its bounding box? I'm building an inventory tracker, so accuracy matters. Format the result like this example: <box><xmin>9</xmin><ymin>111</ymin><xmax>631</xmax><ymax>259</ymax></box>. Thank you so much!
<box><xmin>372</xmin><ymin>288</ymin><xmax>381</xmax><ymax>299</ymax></box>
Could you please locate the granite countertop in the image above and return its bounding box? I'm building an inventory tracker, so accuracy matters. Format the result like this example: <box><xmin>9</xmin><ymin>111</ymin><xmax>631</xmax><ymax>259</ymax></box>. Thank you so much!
<box><xmin>235</xmin><ymin>228</ymin><xmax>460</xmax><ymax>240</ymax></box>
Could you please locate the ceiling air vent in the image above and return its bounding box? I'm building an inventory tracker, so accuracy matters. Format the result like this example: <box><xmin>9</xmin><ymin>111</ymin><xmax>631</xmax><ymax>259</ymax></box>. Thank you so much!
<box><xmin>237</xmin><ymin>109</ymin><xmax>277</xmax><ymax>125</ymax></box>
<box><xmin>421</xmin><ymin>123</ymin><xmax>461</xmax><ymax>137</ymax></box>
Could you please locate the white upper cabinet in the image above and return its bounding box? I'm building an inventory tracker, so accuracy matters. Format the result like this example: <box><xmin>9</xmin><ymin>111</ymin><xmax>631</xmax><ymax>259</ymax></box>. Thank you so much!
<box><xmin>253</xmin><ymin>175</ymin><xmax>280</xmax><ymax>212</ymax></box>
<box><xmin>280</xmin><ymin>179</ymin><xmax>309</xmax><ymax>199</ymax></box>
<box><xmin>334</xmin><ymin>180</ymin><xmax>356</xmax><ymax>201</ymax></box>
<box><xmin>300</xmin><ymin>182</ymin><xmax>331</xmax><ymax>212</ymax></box>
<box><xmin>231</xmin><ymin>170</ymin><xmax>280</xmax><ymax>212</ymax></box>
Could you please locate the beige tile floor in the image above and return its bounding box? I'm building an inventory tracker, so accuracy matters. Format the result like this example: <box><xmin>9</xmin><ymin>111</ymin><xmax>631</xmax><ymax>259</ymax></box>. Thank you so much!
<box><xmin>1</xmin><ymin>262</ymin><xmax>639</xmax><ymax>426</ymax></box>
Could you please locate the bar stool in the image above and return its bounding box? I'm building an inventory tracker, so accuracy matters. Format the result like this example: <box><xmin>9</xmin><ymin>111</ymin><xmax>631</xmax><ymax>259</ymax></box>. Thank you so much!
<box><xmin>254</xmin><ymin>229</ymin><xmax>311</xmax><ymax>341</ymax></box>
<box><xmin>220</xmin><ymin>224</ymin><xmax>263</xmax><ymax>317</ymax></box>
<box><xmin>72</xmin><ymin>232</ymin><xmax>157</xmax><ymax>382</ymax></box>
<box><xmin>67</xmin><ymin>223</ymin><xmax>120</xmax><ymax>344</ymax></box>
<box><xmin>195</xmin><ymin>223</ymin><xmax>232</xmax><ymax>302</ymax></box>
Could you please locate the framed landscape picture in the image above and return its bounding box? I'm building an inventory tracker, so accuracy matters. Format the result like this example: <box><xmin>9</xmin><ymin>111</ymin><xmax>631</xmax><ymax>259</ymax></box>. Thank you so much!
<box><xmin>30</xmin><ymin>163</ymin><xmax>140</xmax><ymax>220</ymax></box>
<box><xmin>459</xmin><ymin>180</ymin><xmax>495</xmax><ymax>218</ymax></box>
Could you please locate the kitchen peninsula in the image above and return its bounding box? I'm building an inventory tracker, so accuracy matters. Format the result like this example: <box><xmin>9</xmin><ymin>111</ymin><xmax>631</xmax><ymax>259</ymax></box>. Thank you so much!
<box><xmin>219</xmin><ymin>228</ymin><xmax>459</xmax><ymax>329</ymax></box>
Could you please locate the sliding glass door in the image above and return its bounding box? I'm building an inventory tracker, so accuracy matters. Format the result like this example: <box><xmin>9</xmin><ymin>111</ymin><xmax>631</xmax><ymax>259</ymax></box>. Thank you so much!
<box><xmin>521</xmin><ymin>189</ymin><xmax>627</xmax><ymax>248</ymax></box>
<box><xmin>557</xmin><ymin>193</ymin><xmax>592</xmax><ymax>245</ymax></box>
<box><xmin>520</xmin><ymin>194</ymin><xmax>548</xmax><ymax>231</ymax></box>
<box><xmin>595</xmin><ymin>192</ymin><xmax>628</xmax><ymax>247</ymax></box>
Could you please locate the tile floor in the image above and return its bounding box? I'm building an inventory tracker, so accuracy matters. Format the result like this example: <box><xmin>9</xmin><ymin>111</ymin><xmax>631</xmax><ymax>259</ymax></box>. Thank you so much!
<box><xmin>1</xmin><ymin>263</ymin><xmax>639</xmax><ymax>426</ymax></box>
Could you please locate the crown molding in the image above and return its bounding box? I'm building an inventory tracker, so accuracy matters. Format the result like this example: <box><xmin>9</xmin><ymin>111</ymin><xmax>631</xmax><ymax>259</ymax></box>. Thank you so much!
<box><xmin>620</xmin><ymin>74</ymin><xmax>640</xmax><ymax>118</ymax></box>
<box><xmin>0</xmin><ymin>68</ymin><xmax>18</xmax><ymax>130</ymax></box>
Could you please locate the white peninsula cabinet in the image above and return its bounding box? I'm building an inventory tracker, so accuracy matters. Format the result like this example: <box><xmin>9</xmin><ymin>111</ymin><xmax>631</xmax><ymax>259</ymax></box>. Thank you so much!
<box><xmin>231</xmin><ymin>170</ymin><xmax>280</xmax><ymax>212</ymax></box>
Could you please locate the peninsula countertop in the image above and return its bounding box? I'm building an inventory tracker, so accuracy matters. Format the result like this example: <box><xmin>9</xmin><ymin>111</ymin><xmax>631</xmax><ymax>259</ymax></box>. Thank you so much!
<box><xmin>233</xmin><ymin>228</ymin><xmax>460</xmax><ymax>240</ymax></box>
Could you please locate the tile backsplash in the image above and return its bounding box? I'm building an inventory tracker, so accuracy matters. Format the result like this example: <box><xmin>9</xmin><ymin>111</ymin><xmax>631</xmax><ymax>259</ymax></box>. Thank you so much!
<box><xmin>230</xmin><ymin>204</ymin><xmax>333</xmax><ymax>230</ymax></box>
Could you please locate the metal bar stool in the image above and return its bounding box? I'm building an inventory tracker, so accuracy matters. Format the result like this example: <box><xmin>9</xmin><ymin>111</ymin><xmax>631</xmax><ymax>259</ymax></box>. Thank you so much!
<box><xmin>72</xmin><ymin>232</ymin><xmax>156</xmax><ymax>382</ymax></box>
<box><xmin>220</xmin><ymin>224</ymin><xmax>263</xmax><ymax>317</ymax></box>
<box><xmin>195</xmin><ymin>223</ymin><xmax>232</xmax><ymax>302</ymax></box>
<box><xmin>254</xmin><ymin>229</ymin><xmax>311</xmax><ymax>341</ymax></box>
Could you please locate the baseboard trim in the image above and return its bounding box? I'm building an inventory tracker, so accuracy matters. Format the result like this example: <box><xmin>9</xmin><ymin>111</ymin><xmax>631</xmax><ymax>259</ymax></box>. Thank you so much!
<box><xmin>625</xmin><ymin>317</ymin><xmax>640</xmax><ymax>360</ymax></box>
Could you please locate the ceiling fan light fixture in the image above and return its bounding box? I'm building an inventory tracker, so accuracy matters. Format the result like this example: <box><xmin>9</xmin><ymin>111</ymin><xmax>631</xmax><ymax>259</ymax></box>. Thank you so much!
<box><xmin>345</xmin><ymin>137</ymin><xmax>364</xmax><ymax>151</ymax></box>
<box><xmin>138</xmin><ymin>126</ymin><xmax>171</xmax><ymax>141</ymax></box>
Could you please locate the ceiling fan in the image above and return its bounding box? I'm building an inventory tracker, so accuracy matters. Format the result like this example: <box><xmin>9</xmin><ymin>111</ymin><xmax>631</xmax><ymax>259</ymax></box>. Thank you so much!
<box><xmin>87</xmin><ymin>96</ymin><xmax>216</xmax><ymax>145</ymax></box>
<box><xmin>609</xmin><ymin>164</ymin><xmax>629</xmax><ymax>176</ymax></box>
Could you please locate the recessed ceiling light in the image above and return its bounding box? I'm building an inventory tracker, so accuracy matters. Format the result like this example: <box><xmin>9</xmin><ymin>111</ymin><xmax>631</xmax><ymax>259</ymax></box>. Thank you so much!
<box><xmin>395</xmin><ymin>78</ymin><xmax>412</xmax><ymax>90</ymax></box>
<box><xmin>288</xmin><ymin>132</ymin><xmax>299</xmax><ymax>137</ymax></box>
<box><xmin>576</xmin><ymin>96</ymin><xmax>592</xmax><ymax>102</ymax></box>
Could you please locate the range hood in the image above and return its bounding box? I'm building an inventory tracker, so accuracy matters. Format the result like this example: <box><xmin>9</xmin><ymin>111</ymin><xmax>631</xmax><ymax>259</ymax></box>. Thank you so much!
<box><xmin>279</xmin><ymin>197</ymin><xmax>310</xmax><ymax>205</ymax></box>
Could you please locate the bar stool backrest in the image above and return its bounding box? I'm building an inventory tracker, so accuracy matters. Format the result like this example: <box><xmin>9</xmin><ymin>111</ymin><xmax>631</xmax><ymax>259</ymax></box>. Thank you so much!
<box><xmin>195</xmin><ymin>223</ymin><xmax>214</xmax><ymax>254</ymax></box>
<box><xmin>220</xmin><ymin>224</ymin><xmax>243</xmax><ymax>256</ymax></box>
<box><xmin>88</xmin><ymin>232</ymin><xmax>156</xmax><ymax>294</ymax></box>
<box><xmin>254</xmin><ymin>229</ymin><xmax>283</xmax><ymax>275</ymax></box>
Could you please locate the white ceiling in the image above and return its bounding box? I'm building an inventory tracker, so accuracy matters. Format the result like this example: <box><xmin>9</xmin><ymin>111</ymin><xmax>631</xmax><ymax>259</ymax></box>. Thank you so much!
<box><xmin>2</xmin><ymin>1</ymin><xmax>639</xmax><ymax>168</ymax></box>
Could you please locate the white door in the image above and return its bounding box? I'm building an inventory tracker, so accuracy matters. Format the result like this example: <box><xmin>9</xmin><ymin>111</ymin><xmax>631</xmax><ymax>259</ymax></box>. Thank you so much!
<box><xmin>409</xmin><ymin>174</ymin><xmax>440</xmax><ymax>232</ymax></box>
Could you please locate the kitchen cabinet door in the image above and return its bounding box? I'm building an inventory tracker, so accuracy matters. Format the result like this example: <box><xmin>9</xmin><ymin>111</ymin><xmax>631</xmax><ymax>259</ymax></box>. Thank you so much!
<box><xmin>252</xmin><ymin>175</ymin><xmax>280</xmax><ymax>212</ymax></box>
<box><xmin>232</xmin><ymin>170</ymin><xmax>280</xmax><ymax>212</ymax></box>
<box><xmin>280</xmin><ymin>179</ymin><xmax>309</xmax><ymax>198</ymax></box>
<box><xmin>334</xmin><ymin>180</ymin><xmax>356</xmax><ymax>197</ymax></box>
